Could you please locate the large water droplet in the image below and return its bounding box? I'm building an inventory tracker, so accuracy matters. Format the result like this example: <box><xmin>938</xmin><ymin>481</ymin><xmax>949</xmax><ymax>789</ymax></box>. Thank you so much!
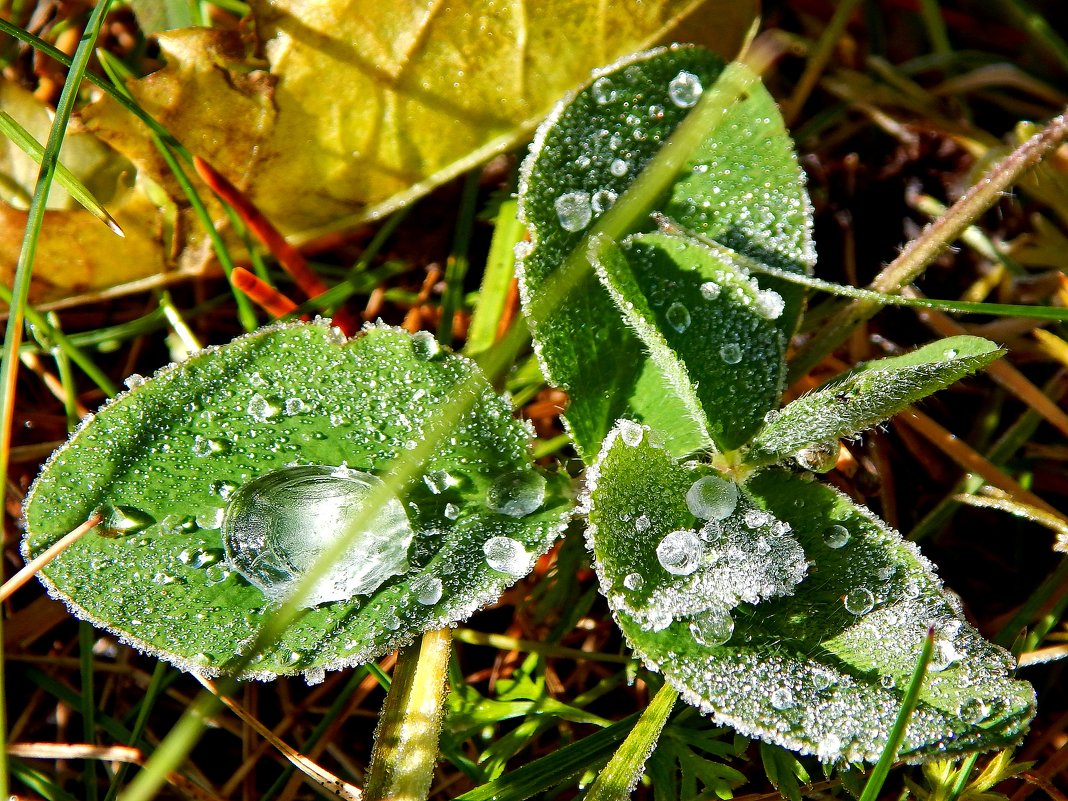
<box><xmin>770</xmin><ymin>688</ymin><xmax>794</xmax><ymax>710</ymax></box>
<box><xmin>823</xmin><ymin>524</ymin><xmax>850</xmax><ymax>549</ymax></box>
<box><xmin>688</xmin><ymin>606</ymin><xmax>734</xmax><ymax>646</ymax></box>
<box><xmin>222</xmin><ymin>465</ymin><xmax>414</xmax><ymax>607</ymax></box>
<box><xmin>656</xmin><ymin>529</ymin><xmax>703</xmax><ymax>576</ymax></box>
<box><xmin>554</xmin><ymin>191</ymin><xmax>592</xmax><ymax>232</ymax></box>
<box><xmin>485</xmin><ymin>470</ymin><xmax>546</xmax><ymax>517</ymax></box>
<box><xmin>412</xmin><ymin>574</ymin><xmax>444</xmax><ymax>605</ymax></box>
<box><xmin>98</xmin><ymin>504</ymin><xmax>154</xmax><ymax>535</ymax></box>
<box><xmin>247</xmin><ymin>393</ymin><xmax>279</xmax><ymax>422</ymax></box>
<box><xmin>685</xmin><ymin>475</ymin><xmax>739</xmax><ymax>521</ymax></box>
<box><xmin>609</xmin><ymin>158</ymin><xmax>629</xmax><ymax>177</ymax></box>
<box><xmin>843</xmin><ymin>587</ymin><xmax>875</xmax><ymax>615</ymax></box>
<box><xmin>423</xmin><ymin>469</ymin><xmax>455</xmax><ymax>495</ymax></box>
<box><xmin>699</xmin><ymin>281</ymin><xmax>721</xmax><ymax>300</ymax></box>
<box><xmin>618</xmin><ymin>420</ymin><xmax>644</xmax><ymax>447</ymax></box>
<box><xmin>796</xmin><ymin>441</ymin><xmax>839</xmax><ymax>473</ymax></box>
<box><xmin>665</xmin><ymin>302</ymin><xmax>691</xmax><ymax>333</ymax></box>
<box><xmin>591</xmin><ymin>189</ymin><xmax>617</xmax><ymax>214</ymax></box>
<box><xmin>755</xmin><ymin>289</ymin><xmax>785</xmax><ymax>320</ymax></box>
<box><xmin>668</xmin><ymin>70</ymin><xmax>703</xmax><ymax>108</ymax></box>
<box><xmin>483</xmin><ymin>536</ymin><xmax>531</xmax><ymax>575</ymax></box>
<box><xmin>623</xmin><ymin>572</ymin><xmax>645</xmax><ymax>591</ymax></box>
<box><xmin>411</xmin><ymin>330</ymin><xmax>443</xmax><ymax>360</ymax></box>
<box><xmin>719</xmin><ymin>343</ymin><xmax>743</xmax><ymax>364</ymax></box>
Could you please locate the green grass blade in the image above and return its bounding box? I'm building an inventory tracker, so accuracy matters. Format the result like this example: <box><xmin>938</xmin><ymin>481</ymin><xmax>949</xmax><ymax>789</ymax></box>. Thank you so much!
<box><xmin>79</xmin><ymin>623</ymin><xmax>98</xmax><ymax>801</ymax></box>
<box><xmin>584</xmin><ymin>683</ymin><xmax>678</xmax><ymax>801</ymax></box>
<box><xmin>0</xmin><ymin>5</ymin><xmax>114</xmax><ymax>796</ymax></box>
<box><xmin>858</xmin><ymin>628</ymin><xmax>936</xmax><ymax>801</ymax></box>
<box><xmin>103</xmin><ymin>661</ymin><xmax>169</xmax><ymax>801</ymax></box>
<box><xmin>0</xmin><ymin>111</ymin><xmax>122</xmax><ymax>235</ymax></box>
<box><xmin>438</xmin><ymin>171</ymin><xmax>480</xmax><ymax>347</ymax></box>
<box><xmin>466</xmin><ymin>198</ymin><xmax>523</xmax><ymax>356</ymax></box>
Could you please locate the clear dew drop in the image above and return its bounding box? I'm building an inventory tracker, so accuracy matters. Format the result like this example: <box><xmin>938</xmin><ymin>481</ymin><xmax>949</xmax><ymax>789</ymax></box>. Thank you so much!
<box><xmin>876</xmin><ymin>564</ymin><xmax>896</xmax><ymax>581</ymax></box>
<box><xmin>685</xmin><ymin>475</ymin><xmax>739</xmax><ymax>521</ymax></box>
<box><xmin>634</xmin><ymin>514</ymin><xmax>651</xmax><ymax>533</ymax></box>
<box><xmin>591</xmin><ymin>76</ymin><xmax>613</xmax><ymax>104</ymax></box>
<box><xmin>443</xmin><ymin>502</ymin><xmax>460</xmax><ymax>520</ymax></box>
<box><xmin>123</xmin><ymin>373</ymin><xmax>145</xmax><ymax>390</ymax></box>
<box><xmin>958</xmin><ymin>698</ymin><xmax>987</xmax><ymax>724</ymax></box>
<box><xmin>719</xmin><ymin>343</ymin><xmax>743</xmax><ymax>364</ymax></box>
<box><xmin>423</xmin><ymin>469</ymin><xmax>455</xmax><ymax>495</ymax></box>
<box><xmin>284</xmin><ymin>397</ymin><xmax>306</xmax><ymax>416</ymax></box>
<box><xmin>554</xmin><ymin>191</ymin><xmax>593</xmax><ymax>232</ymax></box>
<box><xmin>755</xmin><ymin>288</ymin><xmax>785</xmax><ymax>320</ymax></box>
<box><xmin>591</xmin><ymin>189</ymin><xmax>617</xmax><ymax>214</ymax></box>
<box><xmin>769</xmin><ymin>688</ymin><xmax>794</xmax><ymax>710</ymax></box>
<box><xmin>688</xmin><ymin>606</ymin><xmax>734</xmax><ymax>646</ymax></box>
<box><xmin>192</xmin><ymin>435</ymin><xmax>225</xmax><ymax>458</ymax></box>
<box><xmin>412</xmin><ymin>574</ymin><xmax>444</xmax><ymax>605</ymax></box>
<box><xmin>930</xmin><ymin>637</ymin><xmax>960</xmax><ymax>672</ymax></box>
<box><xmin>618</xmin><ymin>420</ymin><xmax>644</xmax><ymax>447</ymax></box>
<box><xmin>222</xmin><ymin>465</ymin><xmax>414</xmax><ymax>608</ymax></box>
<box><xmin>880</xmin><ymin>674</ymin><xmax>896</xmax><ymax>689</ymax></box>
<box><xmin>485</xmin><ymin>470</ymin><xmax>546</xmax><ymax>517</ymax></box>
<box><xmin>665</xmin><ymin>302</ymin><xmax>691</xmax><ymax>333</ymax></box>
<box><xmin>483</xmin><ymin>536</ymin><xmax>531</xmax><ymax>575</ymax></box>
<box><xmin>609</xmin><ymin>158</ymin><xmax>629</xmax><ymax>177</ymax></box>
<box><xmin>247</xmin><ymin>393</ymin><xmax>279</xmax><ymax>422</ymax></box>
<box><xmin>843</xmin><ymin>587</ymin><xmax>875</xmax><ymax>615</ymax></box>
<box><xmin>945</xmin><ymin>348</ymin><xmax>959</xmax><ymax>359</ymax></box>
<box><xmin>656</xmin><ymin>529</ymin><xmax>703</xmax><ymax>576</ymax></box>
<box><xmin>795</xmin><ymin>441</ymin><xmax>839</xmax><ymax>473</ymax></box>
<box><xmin>823</xmin><ymin>524</ymin><xmax>850</xmax><ymax>549</ymax></box>
<box><xmin>667</xmin><ymin>70</ymin><xmax>703</xmax><ymax>108</ymax></box>
<box><xmin>699</xmin><ymin>281</ymin><xmax>721</xmax><ymax>300</ymax></box>
<box><xmin>411</xmin><ymin>330</ymin><xmax>443</xmax><ymax>360</ymax></box>
<box><xmin>623</xmin><ymin>572</ymin><xmax>645</xmax><ymax>591</ymax></box>
<box><xmin>744</xmin><ymin>509</ymin><xmax>771</xmax><ymax>528</ymax></box>
<box><xmin>98</xmin><ymin>504</ymin><xmax>155</xmax><ymax>535</ymax></box>
<box><xmin>304</xmin><ymin>666</ymin><xmax>326</xmax><ymax>686</ymax></box>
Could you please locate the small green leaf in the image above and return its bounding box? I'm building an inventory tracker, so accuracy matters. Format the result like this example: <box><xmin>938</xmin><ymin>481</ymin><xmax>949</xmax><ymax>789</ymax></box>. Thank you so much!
<box><xmin>517</xmin><ymin>46</ymin><xmax>812</xmax><ymax>459</ymax></box>
<box><xmin>23</xmin><ymin>322</ymin><xmax>569</xmax><ymax>679</ymax></box>
<box><xmin>592</xmin><ymin>231</ymin><xmax>786</xmax><ymax>451</ymax></box>
<box><xmin>585</xmin><ymin>422</ymin><xmax>1034</xmax><ymax>762</ymax></box>
<box><xmin>745</xmin><ymin>336</ymin><xmax>1002</xmax><ymax>468</ymax></box>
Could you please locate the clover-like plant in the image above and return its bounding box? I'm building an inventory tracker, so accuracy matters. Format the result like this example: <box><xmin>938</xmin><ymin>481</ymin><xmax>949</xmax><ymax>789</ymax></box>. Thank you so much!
<box><xmin>21</xmin><ymin>41</ymin><xmax>1035</xmax><ymax>792</ymax></box>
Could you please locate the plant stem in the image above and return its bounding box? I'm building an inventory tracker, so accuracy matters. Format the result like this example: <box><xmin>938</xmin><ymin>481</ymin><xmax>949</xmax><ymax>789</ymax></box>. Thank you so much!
<box><xmin>0</xmin><ymin>4</ymin><xmax>113</xmax><ymax>797</ymax></box>
<box><xmin>789</xmin><ymin>106</ymin><xmax>1068</xmax><ymax>382</ymax></box>
<box><xmin>365</xmin><ymin>628</ymin><xmax>453</xmax><ymax>801</ymax></box>
<box><xmin>583</xmin><ymin>682</ymin><xmax>678</xmax><ymax>801</ymax></box>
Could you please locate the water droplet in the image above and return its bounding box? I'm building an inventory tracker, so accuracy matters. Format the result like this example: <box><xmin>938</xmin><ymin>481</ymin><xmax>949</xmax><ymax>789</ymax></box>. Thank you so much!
<box><xmin>210</xmin><ymin>481</ymin><xmax>239</xmax><ymax>500</ymax></box>
<box><xmin>513</xmin><ymin>240</ymin><xmax>533</xmax><ymax>260</ymax></box>
<box><xmin>98</xmin><ymin>504</ymin><xmax>154</xmax><ymax>535</ymax></box>
<box><xmin>880</xmin><ymin>674</ymin><xmax>896</xmax><ymax>689</ymax></box>
<box><xmin>247</xmin><ymin>393</ymin><xmax>279</xmax><ymax>422</ymax></box>
<box><xmin>423</xmin><ymin>469</ymin><xmax>455</xmax><ymax>495</ymax></box>
<box><xmin>623</xmin><ymin>572</ymin><xmax>645</xmax><ymax>591</ymax></box>
<box><xmin>412</xmin><ymin>330</ymin><xmax>443</xmax><ymax>360</ymax></box>
<box><xmin>657</xmin><ymin>529</ymin><xmax>703</xmax><ymax>576</ymax></box>
<box><xmin>744</xmin><ymin>509</ymin><xmax>771</xmax><ymax>528</ymax></box>
<box><xmin>796</xmin><ymin>441</ymin><xmax>839</xmax><ymax>473</ymax></box>
<box><xmin>719</xmin><ymin>343</ymin><xmax>742</xmax><ymax>364</ymax></box>
<box><xmin>609</xmin><ymin>158</ymin><xmax>629</xmax><ymax>177</ymax></box>
<box><xmin>958</xmin><ymin>698</ymin><xmax>987</xmax><ymax>724</ymax></box>
<box><xmin>823</xmin><ymin>524</ymin><xmax>850</xmax><ymax>549</ymax></box>
<box><xmin>689</xmin><ymin>606</ymin><xmax>734</xmax><ymax>646</ymax></box>
<box><xmin>843</xmin><ymin>587</ymin><xmax>875</xmax><ymax>615</ymax></box>
<box><xmin>591</xmin><ymin>189</ymin><xmax>617</xmax><ymax>214</ymax></box>
<box><xmin>665</xmin><ymin>302</ymin><xmax>691</xmax><ymax>333</ymax></box>
<box><xmin>123</xmin><ymin>373</ymin><xmax>145</xmax><ymax>390</ymax></box>
<box><xmin>945</xmin><ymin>348</ymin><xmax>959</xmax><ymax>359</ymax></box>
<box><xmin>700</xmin><ymin>281</ymin><xmax>721</xmax><ymax>300</ymax></box>
<box><xmin>618</xmin><ymin>420</ymin><xmax>644</xmax><ymax>447</ymax></box>
<box><xmin>222</xmin><ymin>465</ymin><xmax>415</xmax><ymax>607</ymax></box>
<box><xmin>412</xmin><ymin>574</ymin><xmax>443</xmax><ymax>605</ymax></box>
<box><xmin>284</xmin><ymin>397</ymin><xmax>306</xmax><ymax>416</ymax></box>
<box><xmin>554</xmin><ymin>191</ymin><xmax>592</xmax><ymax>232</ymax></box>
<box><xmin>483</xmin><ymin>536</ymin><xmax>531</xmax><ymax>575</ymax></box>
<box><xmin>304</xmin><ymin>666</ymin><xmax>326</xmax><ymax>685</ymax></box>
<box><xmin>443</xmin><ymin>502</ymin><xmax>460</xmax><ymax>520</ymax></box>
<box><xmin>755</xmin><ymin>289</ymin><xmax>785</xmax><ymax>320</ymax></box>
<box><xmin>196</xmin><ymin>507</ymin><xmax>225</xmax><ymax>530</ymax></box>
<box><xmin>876</xmin><ymin>564</ymin><xmax>895</xmax><ymax>581</ymax></box>
<box><xmin>770</xmin><ymin>688</ymin><xmax>793</xmax><ymax>710</ymax></box>
<box><xmin>192</xmin><ymin>435</ymin><xmax>225</xmax><ymax>458</ymax></box>
<box><xmin>668</xmin><ymin>70</ymin><xmax>703</xmax><ymax>108</ymax></box>
<box><xmin>591</xmin><ymin>76</ymin><xmax>614</xmax><ymax>104</ymax></box>
<box><xmin>485</xmin><ymin>470</ymin><xmax>546</xmax><ymax>517</ymax></box>
<box><xmin>930</xmin><ymin>638</ymin><xmax>960</xmax><ymax>672</ymax></box>
<box><xmin>685</xmin><ymin>475</ymin><xmax>739</xmax><ymax>521</ymax></box>
<box><xmin>635</xmin><ymin>514</ymin><xmax>650</xmax><ymax>533</ymax></box>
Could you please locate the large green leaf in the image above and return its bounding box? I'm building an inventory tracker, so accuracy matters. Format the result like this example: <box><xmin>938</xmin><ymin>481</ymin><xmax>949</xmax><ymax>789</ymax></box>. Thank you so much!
<box><xmin>593</xmin><ymin>231</ymin><xmax>786</xmax><ymax>451</ymax></box>
<box><xmin>23</xmin><ymin>322</ymin><xmax>569</xmax><ymax>680</ymax></box>
<box><xmin>745</xmin><ymin>336</ymin><xmax>1002</xmax><ymax>468</ymax></box>
<box><xmin>517</xmin><ymin>46</ymin><xmax>812</xmax><ymax>459</ymax></box>
<box><xmin>584</xmin><ymin>421</ymin><xmax>1034</xmax><ymax>762</ymax></box>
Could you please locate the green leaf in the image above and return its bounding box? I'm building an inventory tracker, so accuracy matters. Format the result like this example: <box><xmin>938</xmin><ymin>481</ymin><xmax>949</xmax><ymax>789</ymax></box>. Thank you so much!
<box><xmin>22</xmin><ymin>322</ymin><xmax>569</xmax><ymax>679</ymax></box>
<box><xmin>517</xmin><ymin>46</ymin><xmax>812</xmax><ymax>459</ymax></box>
<box><xmin>745</xmin><ymin>336</ymin><xmax>1003</xmax><ymax>468</ymax></box>
<box><xmin>584</xmin><ymin>422</ymin><xmax>1035</xmax><ymax>762</ymax></box>
<box><xmin>592</xmin><ymin>231</ymin><xmax>786</xmax><ymax>451</ymax></box>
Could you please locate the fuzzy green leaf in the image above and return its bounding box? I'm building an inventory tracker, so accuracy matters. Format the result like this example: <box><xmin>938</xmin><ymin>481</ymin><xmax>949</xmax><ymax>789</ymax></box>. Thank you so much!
<box><xmin>745</xmin><ymin>336</ymin><xmax>1002</xmax><ymax>467</ymax></box>
<box><xmin>23</xmin><ymin>322</ymin><xmax>569</xmax><ymax>679</ymax></box>
<box><xmin>585</xmin><ymin>422</ymin><xmax>1035</xmax><ymax>762</ymax></box>
<box><xmin>593</xmin><ymin>231</ymin><xmax>786</xmax><ymax>451</ymax></box>
<box><xmin>516</xmin><ymin>46</ymin><xmax>812</xmax><ymax>460</ymax></box>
